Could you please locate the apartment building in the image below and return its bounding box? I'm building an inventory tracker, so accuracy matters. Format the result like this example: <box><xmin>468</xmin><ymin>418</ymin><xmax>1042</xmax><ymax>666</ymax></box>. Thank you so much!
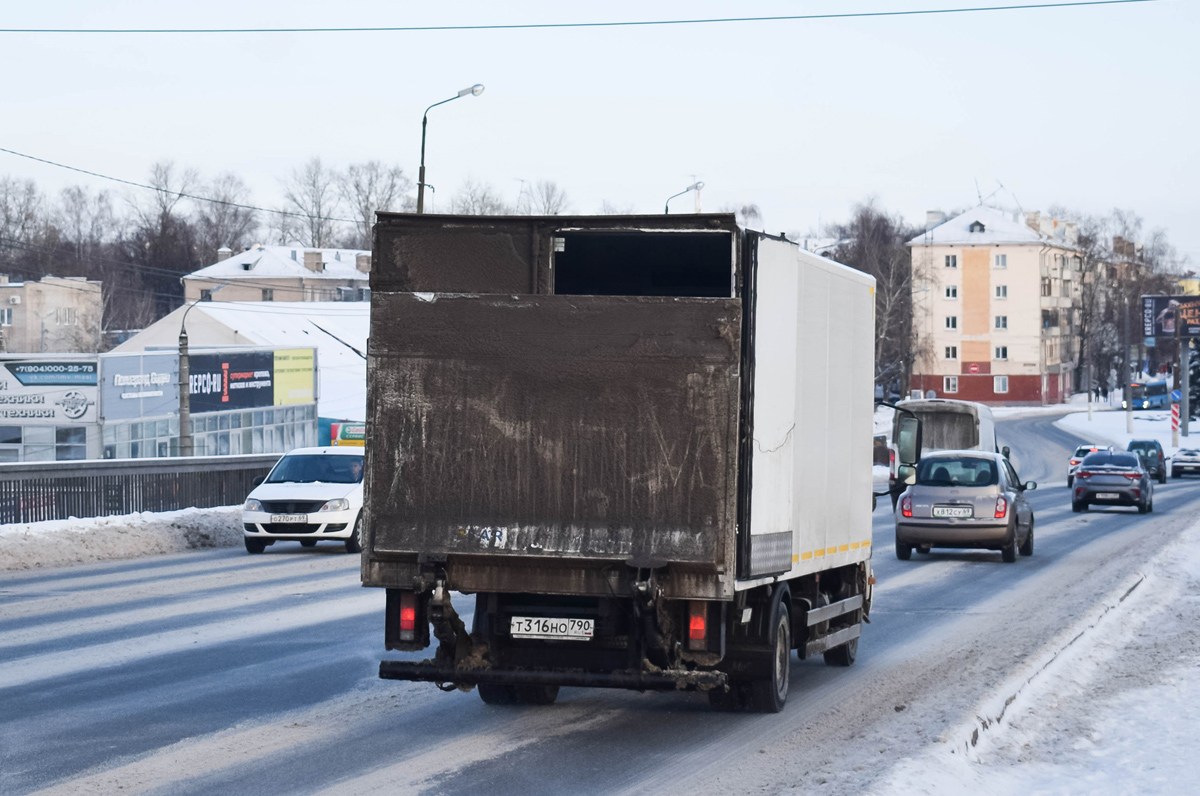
<box><xmin>183</xmin><ymin>245</ymin><xmax>371</xmax><ymax>303</ymax></box>
<box><xmin>908</xmin><ymin>207</ymin><xmax>1080</xmax><ymax>405</ymax></box>
<box><xmin>0</xmin><ymin>275</ymin><xmax>103</xmax><ymax>353</ymax></box>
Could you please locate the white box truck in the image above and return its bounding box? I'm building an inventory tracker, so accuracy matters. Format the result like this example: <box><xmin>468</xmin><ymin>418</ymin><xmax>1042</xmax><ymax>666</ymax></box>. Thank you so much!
<box><xmin>362</xmin><ymin>214</ymin><xmax>912</xmax><ymax>712</ymax></box>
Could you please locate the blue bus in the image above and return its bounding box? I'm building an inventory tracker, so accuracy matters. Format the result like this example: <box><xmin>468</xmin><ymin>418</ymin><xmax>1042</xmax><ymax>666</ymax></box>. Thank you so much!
<box><xmin>1124</xmin><ymin>379</ymin><xmax>1170</xmax><ymax>410</ymax></box>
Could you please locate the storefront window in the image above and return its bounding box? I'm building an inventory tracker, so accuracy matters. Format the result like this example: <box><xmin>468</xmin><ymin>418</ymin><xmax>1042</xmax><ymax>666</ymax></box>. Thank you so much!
<box><xmin>56</xmin><ymin>427</ymin><xmax>87</xmax><ymax>460</ymax></box>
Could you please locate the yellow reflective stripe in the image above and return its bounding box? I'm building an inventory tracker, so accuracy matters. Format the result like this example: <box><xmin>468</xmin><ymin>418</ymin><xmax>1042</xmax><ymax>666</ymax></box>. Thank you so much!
<box><xmin>813</xmin><ymin>549</ymin><xmax>825</xmax><ymax>558</ymax></box>
<box><xmin>850</xmin><ymin>542</ymin><xmax>861</xmax><ymax>550</ymax></box>
<box><xmin>838</xmin><ymin>544</ymin><xmax>849</xmax><ymax>553</ymax></box>
<box><xmin>826</xmin><ymin>547</ymin><xmax>838</xmax><ymax>556</ymax></box>
<box><xmin>791</xmin><ymin>554</ymin><xmax>800</xmax><ymax>563</ymax></box>
<box><xmin>800</xmin><ymin>551</ymin><xmax>813</xmax><ymax>560</ymax></box>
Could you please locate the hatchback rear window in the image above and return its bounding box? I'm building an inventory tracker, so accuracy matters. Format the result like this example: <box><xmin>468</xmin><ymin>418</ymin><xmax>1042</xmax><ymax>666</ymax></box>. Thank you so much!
<box><xmin>916</xmin><ymin>457</ymin><xmax>998</xmax><ymax>487</ymax></box>
<box><xmin>1074</xmin><ymin>446</ymin><xmax>1100</xmax><ymax>456</ymax></box>
<box><xmin>1128</xmin><ymin>442</ymin><xmax>1158</xmax><ymax>453</ymax></box>
<box><xmin>1081</xmin><ymin>453</ymin><xmax>1139</xmax><ymax>468</ymax></box>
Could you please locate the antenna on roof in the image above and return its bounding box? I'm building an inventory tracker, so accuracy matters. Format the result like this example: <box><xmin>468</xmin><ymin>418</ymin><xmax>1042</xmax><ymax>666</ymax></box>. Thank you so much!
<box><xmin>997</xmin><ymin>180</ymin><xmax>1024</xmax><ymax>215</ymax></box>
<box><xmin>974</xmin><ymin>178</ymin><xmax>983</xmax><ymax>206</ymax></box>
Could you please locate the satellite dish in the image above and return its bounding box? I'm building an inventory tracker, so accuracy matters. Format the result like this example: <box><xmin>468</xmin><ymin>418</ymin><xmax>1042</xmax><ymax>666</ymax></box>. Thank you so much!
<box><xmin>925</xmin><ymin>390</ymin><xmax>937</xmax><ymax>399</ymax></box>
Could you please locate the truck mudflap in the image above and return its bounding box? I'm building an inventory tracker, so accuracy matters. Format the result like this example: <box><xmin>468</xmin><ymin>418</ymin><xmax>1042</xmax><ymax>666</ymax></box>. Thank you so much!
<box><xmin>378</xmin><ymin>660</ymin><xmax>727</xmax><ymax>692</ymax></box>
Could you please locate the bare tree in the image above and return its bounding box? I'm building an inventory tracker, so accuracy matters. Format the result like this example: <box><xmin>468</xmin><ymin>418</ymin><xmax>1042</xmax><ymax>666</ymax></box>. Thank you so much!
<box><xmin>720</xmin><ymin>202</ymin><xmax>763</xmax><ymax>229</ymax></box>
<box><xmin>194</xmin><ymin>173</ymin><xmax>259</xmax><ymax>264</ymax></box>
<box><xmin>282</xmin><ymin>157</ymin><xmax>341</xmax><ymax>247</ymax></box>
<box><xmin>337</xmin><ymin>161</ymin><xmax>413</xmax><ymax>249</ymax></box>
<box><xmin>128</xmin><ymin>161</ymin><xmax>198</xmax><ymax>232</ymax></box>
<box><xmin>0</xmin><ymin>176</ymin><xmax>45</xmax><ymax>266</ymax></box>
<box><xmin>451</xmin><ymin>178</ymin><xmax>510</xmax><ymax>215</ymax></box>
<box><xmin>598</xmin><ymin>199</ymin><xmax>635</xmax><ymax>215</ymax></box>
<box><xmin>518</xmin><ymin>180</ymin><xmax>570</xmax><ymax>215</ymax></box>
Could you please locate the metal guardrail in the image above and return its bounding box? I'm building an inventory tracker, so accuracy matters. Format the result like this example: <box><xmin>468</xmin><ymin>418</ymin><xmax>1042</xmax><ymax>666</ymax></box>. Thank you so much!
<box><xmin>0</xmin><ymin>454</ymin><xmax>281</xmax><ymax>525</ymax></box>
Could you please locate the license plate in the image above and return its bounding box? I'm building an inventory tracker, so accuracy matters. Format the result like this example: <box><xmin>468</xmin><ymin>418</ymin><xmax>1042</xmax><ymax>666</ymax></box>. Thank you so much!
<box><xmin>509</xmin><ymin>616</ymin><xmax>594</xmax><ymax>641</ymax></box>
<box><xmin>1096</xmin><ymin>493</ymin><xmax>1119</xmax><ymax>500</ymax></box>
<box><xmin>932</xmin><ymin>505</ymin><xmax>973</xmax><ymax>518</ymax></box>
<box><xmin>270</xmin><ymin>514</ymin><xmax>308</xmax><ymax>523</ymax></box>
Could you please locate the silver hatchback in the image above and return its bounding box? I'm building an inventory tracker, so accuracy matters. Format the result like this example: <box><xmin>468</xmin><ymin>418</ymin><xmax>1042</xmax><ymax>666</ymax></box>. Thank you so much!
<box><xmin>894</xmin><ymin>451</ymin><xmax>1036</xmax><ymax>563</ymax></box>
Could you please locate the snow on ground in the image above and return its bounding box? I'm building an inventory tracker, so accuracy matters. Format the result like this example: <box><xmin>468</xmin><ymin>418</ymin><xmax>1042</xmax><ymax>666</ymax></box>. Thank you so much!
<box><xmin>866</xmin><ymin>517</ymin><xmax>1200</xmax><ymax>795</ymax></box>
<box><xmin>1056</xmin><ymin>406</ymin><xmax>1200</xmax><ymax>460</ymax></box>
<box><xmin>0</xmin><ymin>506</ymin><xmax>242</xmax><ymax>571</ymax></box>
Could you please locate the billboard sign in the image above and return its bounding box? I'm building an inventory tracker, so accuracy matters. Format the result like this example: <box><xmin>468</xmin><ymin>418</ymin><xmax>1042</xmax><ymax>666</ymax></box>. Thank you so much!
<box><xmin>0</xmin><ymin>357</ymin><xmax>98</xmax><ymax>423</ymax></box>
<box><xmin>1143</xmin><ymin>295</ymin><xmax>1200</xmax><ymax>338</ymax></box>
<box><xmin>189</xmin><ymin>350</ymin><xmax>275</xmax><ymax>413</ymax></box>
<box><xmin>273</xmin><ymin>348</ymin><xmax>317</xmax><ymax>405</ymax></box>
<box><xmin>100</xmin><ymin>352</ymin><xmax>179</xmax><ymax>420</ymax></box>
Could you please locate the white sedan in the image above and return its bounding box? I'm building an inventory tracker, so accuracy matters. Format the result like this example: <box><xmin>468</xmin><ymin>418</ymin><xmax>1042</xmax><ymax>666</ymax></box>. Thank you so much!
<box><xmin>242</xmin><ymin>446</ymin><xmax>364</xmax><ymax>554</ymax></box>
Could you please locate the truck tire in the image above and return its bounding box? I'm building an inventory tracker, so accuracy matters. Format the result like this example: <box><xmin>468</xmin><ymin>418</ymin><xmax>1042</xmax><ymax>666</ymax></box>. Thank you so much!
<box><xmin>895</xmin><ymin>542</ymin><xmax>912</xmax><ymax>561</ymax></box>
<box><xmin>478</xmin><ymin>683</ymin><xmax>518</xmax><ymax>705</ymax></box>
<box><xmin>244</xmin><ymin>537</ymin><xmax>266</xmax><ymax>554</ymax></box>
<box><xmin>824</xmin><ymin>637</ymin><xmax>858</xmax><ymax>667</ymax></box>
<box><xmin>344</xmin><ymin>518</ymin><xmax>362</xmax><ymax>554</ymax></box>
<box><xmin>515</xmin><ymin>684</ymin><xmax>559</xmax><ymax>705</ymax></box>
<box><xmin>751</xmin><ymin>591</ymin><xmax>791</xmax><ymax>713</ymax></box>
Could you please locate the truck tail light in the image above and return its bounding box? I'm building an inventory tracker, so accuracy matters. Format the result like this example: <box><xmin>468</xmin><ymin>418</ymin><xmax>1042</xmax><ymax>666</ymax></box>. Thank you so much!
<box><xmin>889</xmin><ymin>448</ymin><xmax>896</xmax><ymax>476</ymax></box>
<box><xmin>399</xmin><ymin>592</ymin><xmax>417</xmax><ymax>641</ymax></box>
<box><xmin>994</xmin><ymin>496</ymin><xmax>1008</xmax><ymax>519</ymax></box>
<box><xmin>900</xmin><ymin>495</ymin><xmax>913</xmax><ymax>518</ymax></box>
<box><xmin>688</xmin><ymin>601</ymin><xmax>707</xmax><ymax>650</ymax></box>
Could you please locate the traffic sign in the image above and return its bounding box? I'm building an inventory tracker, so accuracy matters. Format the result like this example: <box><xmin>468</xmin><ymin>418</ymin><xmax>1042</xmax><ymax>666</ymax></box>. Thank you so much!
<box><xmin>1173</xmin><ymin>390</ymin><xmax>1182</xmax><ymax>401</ymax></box>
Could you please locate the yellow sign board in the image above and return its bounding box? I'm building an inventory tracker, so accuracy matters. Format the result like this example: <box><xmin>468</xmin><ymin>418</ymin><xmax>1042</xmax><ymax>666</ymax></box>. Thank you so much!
<box><xmin>273</xmin><ymin>349</ymin><xmax>315</xmax><ymax>406</ymax></box>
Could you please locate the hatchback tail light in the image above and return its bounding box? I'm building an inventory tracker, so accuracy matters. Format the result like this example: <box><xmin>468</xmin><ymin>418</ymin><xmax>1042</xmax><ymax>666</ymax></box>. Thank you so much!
<box><xmin>901</xmin><ymin>495</ymin><xmax>913</xmax><ymax>518</ymax></box>
<box><xmin>995</xmin><ymin>496</ymin><xmax>1008</xmax><ymax>519</ymax></box>
<box><xmin>1069</xmin><ymin>459</ymin><xmax>1080</xmax><ymax>466</ymax></box>
<box><xmin>1123</xmin><ymin>472</ymin><xmax>1140</xmax><ymax>480</ymax></box>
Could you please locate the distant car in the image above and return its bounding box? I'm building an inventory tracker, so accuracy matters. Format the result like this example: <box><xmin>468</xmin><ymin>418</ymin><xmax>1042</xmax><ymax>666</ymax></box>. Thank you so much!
<box><xmin>1067</xmin><ymin>444</ymin><xmax>1109</xmax><ymax>488</ymax></box>
<box><xmin>1072</xmin><ymin>451</ymin><xmax>1153</xmax><ymax>513</ymax></box>
<box><xmin>1127</xmin><ymin>439</ymin><xmax>1168</xmax><ymax>484</ymax></box>
<box><xmin>242</xmin><ymin>446</ymin><xmax>364</xmax><ymax>554</ymax></box>
<box><xmin>1172</xmin><ymin>448</ymin><xmax>1200</xmax><ymax>478</ymax></box>
<box><xmin>894</xmin><ymin>451</ymin><xmax>1035</xmax><ymax>563</ymax></box>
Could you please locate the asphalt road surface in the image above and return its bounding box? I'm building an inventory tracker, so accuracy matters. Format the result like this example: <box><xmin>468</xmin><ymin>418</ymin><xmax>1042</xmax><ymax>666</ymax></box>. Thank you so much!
<box><xmin>3</xmin><ymin>412</ymin><xmax>1197</xmax><ymax>796</ymax></box>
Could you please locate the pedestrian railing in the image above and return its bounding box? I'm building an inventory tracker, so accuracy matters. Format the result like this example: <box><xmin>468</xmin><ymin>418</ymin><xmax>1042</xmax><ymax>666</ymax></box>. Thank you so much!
<box><xmin>0</xmin><ymin>454</ymin><xmax>280</xmax><ymax>525</ymax></box>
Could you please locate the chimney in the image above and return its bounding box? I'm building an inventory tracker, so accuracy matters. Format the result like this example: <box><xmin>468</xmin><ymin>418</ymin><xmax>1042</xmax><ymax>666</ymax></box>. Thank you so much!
<box><xmin>1065</xmin><ymin>222</ymin><xmax>1078</xmax><ymax>247</ymax></box>
<box><xmin>925</xmin><ymin>210</ymin><xmax>946</xmax><ymax>230</ymax></box>
<box><xmin>303</xmin><ymin>250</ymin><xmax>324</xmax><ymax>273</ymax></box>
<box><xmin>356</xmin><ymin>253</ymin><xmax>371</xmax><ymax>273</ymax></box>
<box><xmin>1024</xmin><ymin>211</ymin><xmax>1041</xmax><ymax>232</ymax></box>
<box><xmin>216</xmin><ymin>246</ymin><xmax>233</xmax><ymax>262</ymax></box>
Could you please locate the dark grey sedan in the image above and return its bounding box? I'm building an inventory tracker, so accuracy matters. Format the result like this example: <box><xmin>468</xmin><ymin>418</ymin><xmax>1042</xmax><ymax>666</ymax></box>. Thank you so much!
<box><xmin>1072</xmin><ymin>451</ymin><xmax>1153</xmax><ymax>513</ymax></box>
<box><xmin>894</xmin><ymin>451</ymin><xmax>1035</xmax><ymax>563</ymax></box>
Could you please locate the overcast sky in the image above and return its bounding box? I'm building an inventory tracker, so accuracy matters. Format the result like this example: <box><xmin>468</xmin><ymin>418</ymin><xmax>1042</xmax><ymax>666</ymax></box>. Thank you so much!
<box><xmin>3</xmin><ymin>0</ymin><xmax>1196</xmax><ymax>258</ymax></box>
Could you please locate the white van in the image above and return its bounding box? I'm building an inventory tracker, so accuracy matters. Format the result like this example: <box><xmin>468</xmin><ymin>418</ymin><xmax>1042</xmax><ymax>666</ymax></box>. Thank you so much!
<box><xmin>888</xmin><ymin>399</ymin><xmax>1002</xmax><ymax>504</ymax></box>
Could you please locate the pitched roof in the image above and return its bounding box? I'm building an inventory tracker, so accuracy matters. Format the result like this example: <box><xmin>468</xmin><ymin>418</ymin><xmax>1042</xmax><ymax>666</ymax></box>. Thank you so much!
<box><xmin>908</xmin><ymin>206</ymin><xmax>1074</xmax><ymax>248</ymax></box>
<box><xmin>185</xmin><ymin>245</ymin><xmax>369</xmax><ymax>281</ymax></box>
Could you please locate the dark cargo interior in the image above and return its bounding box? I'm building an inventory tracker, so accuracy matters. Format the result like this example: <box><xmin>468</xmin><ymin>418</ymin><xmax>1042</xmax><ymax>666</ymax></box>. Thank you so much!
<box><xmin>553</xmin><ymin>231</ymin><xmax>733</xmax><ymax>297</ymax></box>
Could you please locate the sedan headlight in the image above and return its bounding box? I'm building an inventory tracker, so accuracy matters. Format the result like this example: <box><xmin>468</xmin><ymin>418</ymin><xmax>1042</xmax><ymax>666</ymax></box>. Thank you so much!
<box><xmin>244</xmin><ymin>498</ymin><xmax>264</xmax><ymax>512</ymax></box>
<box><xmin>318</xmin><ymin>498</ymin><xmax>351</xmax><ymax>512</ymax></box>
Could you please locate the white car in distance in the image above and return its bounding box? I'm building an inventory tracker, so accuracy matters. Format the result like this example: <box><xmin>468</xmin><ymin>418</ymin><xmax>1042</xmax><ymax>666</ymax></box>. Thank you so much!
<box><xmin>242</xmin><ymin>446</ymin><xmax>364</xmax><ymax>554</ymax></box>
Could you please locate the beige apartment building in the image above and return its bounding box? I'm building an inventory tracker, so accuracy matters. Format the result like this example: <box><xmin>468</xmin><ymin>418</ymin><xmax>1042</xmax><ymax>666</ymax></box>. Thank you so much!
<box><xmin>908</xmin><ymin>207</ymin><xmax>1080</xmax><ymax>405</ymax></box>
<box><xmin>183</xmin><ymin>245</ymin><xmax>371</xmax><ymax>303</ymax></box>
<box><xmin>0</xmin><ymin>275</ymin><xmax>103</xmax><ymax>353</ymax></box>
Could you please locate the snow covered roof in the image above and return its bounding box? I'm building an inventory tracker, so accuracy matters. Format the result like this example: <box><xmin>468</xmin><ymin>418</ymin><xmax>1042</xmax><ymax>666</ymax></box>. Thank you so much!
<box><xmin>908</xmin><ymin>206</ymin><xmax>1076</xmax><ymax>249</ymax></box>
<box><xmin>186</xmin><ymin>246</ymin><xmax>370</xmax><ymax>281</ymax></box>
<box><xmin>112</xmin><ymin>302</ymin><xmax>369</xmax><ymax>421</ymax></box>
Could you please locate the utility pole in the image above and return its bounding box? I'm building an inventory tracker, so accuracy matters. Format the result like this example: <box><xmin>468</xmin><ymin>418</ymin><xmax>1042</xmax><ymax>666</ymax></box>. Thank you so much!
<box><xmin>1173</xmin><ymin>308</ymin><xmax>1181</xmax><ymax>448</ymax></box>
<box><xmin>178</xmin><ymin>325</ymin><xmax>192</xmax><ymax>457</ymax></box>
<box><xmin>1125</xmin><ymin>296</ymin><xmax>1133</xmax><ymax>434</ymax></box>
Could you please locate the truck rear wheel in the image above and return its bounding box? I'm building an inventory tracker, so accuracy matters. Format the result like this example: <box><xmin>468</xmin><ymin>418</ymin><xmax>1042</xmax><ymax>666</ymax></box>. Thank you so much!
<box><xmin>515</xmin><ymin>684</ymin><xmax>559</xmax><ymax>705</ymax></box>
<box><xmin>478</xmin><ymin>683</ymin><xmax>518</xmax><ymax>705</ymax></box>
<box><xmin>824</xmin><ymin>637</ymin><xmax>858</xmax><ymax>667</ymax></box>
<box><xmin>751</xmin><ymin>592</ymin><xmax>791</xmax><ymax>713</ymax></box>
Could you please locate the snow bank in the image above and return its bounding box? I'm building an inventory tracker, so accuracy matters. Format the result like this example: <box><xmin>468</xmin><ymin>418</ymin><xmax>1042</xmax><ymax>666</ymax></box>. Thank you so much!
<box><xmin>1056</xmin><ymin>406</ymin><xmax>1200</xmax><ymax>460</ymax></box>
<box><xmin>0</xmin><ymin>507</ymin><xmax>242</xmax><ymax>572</ymax></box>
<box><xmin>867</xmin><ymin>517</ymin><xmax>1200</xmax><ymax>795</ymax></box>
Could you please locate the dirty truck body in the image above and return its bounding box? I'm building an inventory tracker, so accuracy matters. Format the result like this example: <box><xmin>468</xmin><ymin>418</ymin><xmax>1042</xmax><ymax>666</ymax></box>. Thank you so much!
<box><xmin>363</xmin><ymin>213</ymin><xmax>876</xmax><ymax>711</ymax></box>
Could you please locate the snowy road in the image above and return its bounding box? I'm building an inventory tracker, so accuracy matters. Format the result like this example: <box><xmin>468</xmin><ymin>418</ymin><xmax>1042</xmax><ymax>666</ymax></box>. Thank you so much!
<box><xmin>3</xmin><ymin>413</ymin><xmax>1200</xmax><ymax>795</ymax></box>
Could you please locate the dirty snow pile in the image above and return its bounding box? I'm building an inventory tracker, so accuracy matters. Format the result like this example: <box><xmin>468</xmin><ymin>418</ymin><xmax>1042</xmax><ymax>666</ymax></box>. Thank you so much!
<box><xmin>0</xmin><ymin>506</ymin><xmax>242</xmax><ymax>571</ymax></box>
<box><xmin>1056</xmin><ymin>406</ymin><xmax>1197</xmax><ymax>460</ymax></box>
<box><xmin>866</xmin><ymin>517</ymin><xmax>1200</xmax><ymax>795</ymax></box>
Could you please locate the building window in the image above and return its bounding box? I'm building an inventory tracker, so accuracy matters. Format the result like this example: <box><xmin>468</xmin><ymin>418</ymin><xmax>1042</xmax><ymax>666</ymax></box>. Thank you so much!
<box><xmin>995</xmin><ymin>285</ymin><xmax>1007</xmax><ymax>299</ymax></box>
<box><xmin>357</xmin><ymin>287</ymin><xmax>371</xmax><ymax>301</ymax></box>
<box><xmin>55</xmin><ymin>307</ymin><xmax>77</xmax><ymax>326</ymax></box>
<box><xmin>945</xmin><ymin>286</ymin><xmax>957</xmax><ymax>299</ymax></box>
<box><xmin>1041</xmin><ymin>278</ymin><xmax>1052</xmax><ymax>297</ymax></box>
<box><xmin>0</xmin><ymin>308</ymin><xmax>10</xmax><ymax>326</ymax></box>
<box><xmin>262</xmin><ymin>288</ymin><xmax>274</xmax><ymax>301</ymax></box>
<box><xmin>945</xmin><ymin>255</ymin><xmax>958</xmax><ymax>269</ymax></box>
<box><xmin>945</xmin><ymin>316</ymin><xmax>958</xmax><ymax>330</ymax></box>
<box><xmin>995</xmin><ymin>316</ymin><xmax>1008</xmax><ymax>330</ymax></box>
<box><xmin>995</xmin><ymin>254</ymin><xmax>1007</xmax><ymax>268</ymax></box>
<box><xmin>1042</xmin><ymin>309</ymin><xmax>1059</xmax><ymax>328</ymax></box>
<box><xmin>994</xmin><ymin>376</ymin><xmax>1009</xmax><ymax>394</ymax></box>
<box><xmin>943</xmin><ymin>376</ymin><xmax>958</xmax><ymax>394</ymax></box>
<box><xmin>1061</xmin><ymin>279</ymin><xmax>1071</xmax><ymax>297</ymax></box>
<box><xmin>995</xmin><ymin>346</ymin><xmax>1008</xmax><ymax>360</ymax></box>
<box><xmin>55</xmin><ymin>427</ymin><xmax>86</xmax><ymax>460</ymax></box>
<box><xmin>945</xmin><ymin>346</ymin><xmax>958</xmax><ymax>360</ymax></box>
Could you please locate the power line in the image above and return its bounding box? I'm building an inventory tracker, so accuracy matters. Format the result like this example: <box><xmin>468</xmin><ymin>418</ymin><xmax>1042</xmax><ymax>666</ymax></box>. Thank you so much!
<box><xmin>0</xmin><ymin>146</ymin><xmax>361</xmax><ymax>225</ymax></box>
<box><xmin>0</xmin><ymin>1</ymin><xmax>1161</xmax><ymax>34</ymax></box>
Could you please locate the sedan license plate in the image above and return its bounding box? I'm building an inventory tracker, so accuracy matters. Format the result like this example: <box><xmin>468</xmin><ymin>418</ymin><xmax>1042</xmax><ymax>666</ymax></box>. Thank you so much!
<box><xmin>269</xmin><ymin>514</ymin><xmax>308</xmax><ymax>523</ymax></box>
<box><xmin>1096</xmin><ymin>492</ymin><xmax>1120</xmax><ymax>500</ymax></box>
<box><xmin>932</xmin><ymin>505</ymin><xmax>973</xmax><ymax>518</ymax></box>
<box><xmin>509</xmin><ymin>616</ymin><xmax>594</xmax><ymax>641</ymax></box>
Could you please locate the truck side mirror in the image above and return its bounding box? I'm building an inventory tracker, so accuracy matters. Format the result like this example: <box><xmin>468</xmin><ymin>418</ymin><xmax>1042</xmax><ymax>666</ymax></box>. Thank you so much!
<box><xmin>897</xmin><ymin>464</ymin><xmax>917</xmax><ymax>486</ymax></box>
<box><xmin>896</xmin><ymin>415</ymin><xmax>922</xmax><ymax>466</ymax></box>
<box><xmin>1002</xmin><ymin>446</ymin><xmax>1011</xmax><ymax>459</ymax></box>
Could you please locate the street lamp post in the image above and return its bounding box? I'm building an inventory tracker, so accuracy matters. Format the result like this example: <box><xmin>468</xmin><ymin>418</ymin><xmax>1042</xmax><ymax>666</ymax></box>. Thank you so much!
<box><xmin>417</xmin><ymin>84</ymin><xmax>485</xmax><ymax>214</ymax></box>
<box><xmin>664</xmin><ymin>181</ymin><xmax>704</xmax><ymax>214</ymax></box>
<box><xmin>178</xmin><ymin>283</ymin><xmax>228</xmax><ymax>457</ymax></box>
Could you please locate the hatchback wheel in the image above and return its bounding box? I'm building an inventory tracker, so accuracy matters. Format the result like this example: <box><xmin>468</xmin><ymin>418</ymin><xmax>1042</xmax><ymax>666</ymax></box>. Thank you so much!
<box><xmin>1019</xmin><ymin>520</ymin><xmax>1034</xmax><ymax>557</ymax></box>
<box><xmin>1001</xmin><ymin>524</ymin><xmax>1018</xmax><ymax>563</ymax></box>
<box><xmin>895</xmin><ymin>542</ymin><xmax>912</xmax><ymax>561</ymax></box>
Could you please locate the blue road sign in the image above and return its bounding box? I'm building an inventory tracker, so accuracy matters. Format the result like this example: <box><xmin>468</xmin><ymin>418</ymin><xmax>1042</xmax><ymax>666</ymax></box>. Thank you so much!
<box><xmin>1172</xmin><ymin>390</ymin><xmax>1182</xmax><ymax>401</ymax></box>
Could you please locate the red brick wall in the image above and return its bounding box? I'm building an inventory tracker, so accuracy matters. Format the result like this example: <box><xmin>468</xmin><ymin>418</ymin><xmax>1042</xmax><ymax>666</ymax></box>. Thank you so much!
<box><xmin>909</xmin><ymin>374</ymin><xmax>1046</xmax><ymax>405</ymax></box>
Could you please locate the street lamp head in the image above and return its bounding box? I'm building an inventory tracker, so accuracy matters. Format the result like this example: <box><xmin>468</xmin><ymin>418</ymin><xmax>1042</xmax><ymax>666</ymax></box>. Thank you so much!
<box><xmin>691</xmin><ymin>181</ymin><xmax>705</xmax><ymax>191</ymax></box>
<box><xmin>459</xmin><ymin>83</ymin><xmax>485</xmax><ymax>98</ymax></box>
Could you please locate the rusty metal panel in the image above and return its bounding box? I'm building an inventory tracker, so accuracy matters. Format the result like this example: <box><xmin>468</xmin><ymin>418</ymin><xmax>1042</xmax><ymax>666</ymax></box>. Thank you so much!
<box><xmin>365</xmin><ymin>293</ymin><xmax>741</xmax><ymax>571</ymax></box>
<box><xmin>373</xmin><ymin>217</ymin><xmax>538</xmax><ymax>294</ymax></box>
